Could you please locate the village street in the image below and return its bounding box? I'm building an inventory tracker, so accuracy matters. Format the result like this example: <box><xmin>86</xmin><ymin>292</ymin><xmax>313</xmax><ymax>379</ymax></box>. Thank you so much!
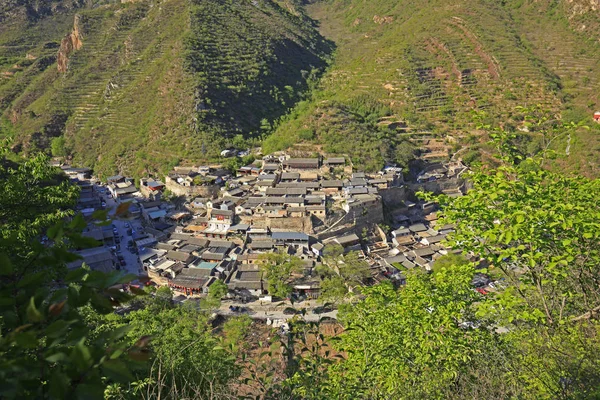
<box><xmin>217</xmin><ymin>299</ymin><xmax>338</xmax><ymax>322</ymax></box>
<box><xmin>103</xmin><ymin>192</ymin><xmax>144</xmax><ymax>276</ymax></box>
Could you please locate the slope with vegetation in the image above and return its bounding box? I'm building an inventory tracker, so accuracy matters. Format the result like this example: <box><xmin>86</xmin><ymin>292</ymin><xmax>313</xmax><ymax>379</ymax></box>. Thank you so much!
<box><xmin>0</xmin><ymin>0</ymin><xmax>331</xmax><ymax>177</ymax></box>
<box><xmin>265</xmin><ymin>0</ymin><xmax>600</xmax><ymax>174</ymax></box>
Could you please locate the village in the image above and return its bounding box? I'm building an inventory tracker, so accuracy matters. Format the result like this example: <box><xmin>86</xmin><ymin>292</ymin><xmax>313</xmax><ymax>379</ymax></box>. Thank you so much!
<box><xmin>57</xmin><ymin>151</ymin><xmax>471</xmax><ymax>320</ymax></box>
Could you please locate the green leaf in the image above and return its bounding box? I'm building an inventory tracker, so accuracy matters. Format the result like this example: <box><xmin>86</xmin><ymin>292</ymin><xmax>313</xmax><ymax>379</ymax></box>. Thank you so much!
<box><xmin>65</xmin><ymin>267</ymin><xmax>88</xmax><ymax>283</ymax></box>
<box><xmin>71</xmin><ymin>338</ymin><xmax>93</xmax><ymax>370</ymax></box>
<box><xmin>68</xmin><ymin>213</ymin><xmax>86</xmax><ymax>230</ymax></box>
<box><xmin>0</xmin><ymin>253</ymin><xmax>13</xmax><ymax>276</ymax></box>
<box><xmin>49</xmin><ymin>371</ymin><xmax>70</xmax><ymax>399</ymax></box>
<box><xmin>45</xmin><ymin>352</ymin><xmax>68</xmax><ymax>363</ymax></box>
<box><xmin>14</xmin><ymin>331</ymin><xmax>38</xmax><ymax>348</ymax></box>
<box><xmin>26</xmin><ymin>297</ymin><xmax>43</xmax><ymax>322</ymax></box>
<box><xmin>17</xmin><ymin>271</ymin><xmax>45</xmax><ymax>288</ymax></box>
<box><xmin>102</xmin><ymin>359</ymin><xmax>135</xmax><ymax>383</ymax></box>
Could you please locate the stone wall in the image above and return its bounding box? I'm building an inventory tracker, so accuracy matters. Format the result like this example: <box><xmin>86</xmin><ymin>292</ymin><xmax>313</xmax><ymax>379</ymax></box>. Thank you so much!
<box><xmin>164</xmin><ymin>176</ymin><xmax>220</xmax><ymax>198</ymax></box>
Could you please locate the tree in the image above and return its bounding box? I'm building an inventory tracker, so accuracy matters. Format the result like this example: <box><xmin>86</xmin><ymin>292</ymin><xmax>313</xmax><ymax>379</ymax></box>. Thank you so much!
<box><xmin>201</xmin><ymin>279</ymin><xmax>228</xmax><ymax>309</ymax></box>
<box><xmin>259</xmin><ymin>253</ymin><xmax>302</xmax><ymax>298</ymax></box>
<box><xmin>430</xmin><ymin>253</ymin><xmax>470</xmax><ymax>274</ymax></box>
<box><xmin>50</xmin><ymin>136</ymin><xmax>68</xmax><ymax>157</ymax></box>
<box><xmin>425</xmin><ymin>155</ymin><xmax>600</xmax><ymax>398</ymax></box>
<box><xmin>0</xmin><ymin>151</ymin><xmax>80</xmax><ymax>278</ymax></box>
<box><xmin>432</xmin><ymin>162</ymin><xmax>600</xmax><ymax>325</ymax></box>
<box><xmin>318</xmin><ymin>275</ymin><xmax>348</xmax><ymax>304</ymax></box>
<box><xmin>0</xmin><ymin>150</ymin><xmax>148</xmax><ymax>399</ymax></box>
<box><xmin>326</xmin><ymin>265</ymin><xmax>499</xmax><ymax>399</ymax></box>
<box><xmin>121</xmin><ymin>304</ymin><xmax>239</xmax><ymax>398</ymax></box>
<box><xmin>393</xmin><ymin>139</ymin><xmax>416</xmax><ymax>169</ymax></box>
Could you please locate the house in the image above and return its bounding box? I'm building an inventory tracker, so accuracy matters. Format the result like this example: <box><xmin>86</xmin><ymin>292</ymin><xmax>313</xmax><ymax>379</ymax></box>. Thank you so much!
<box><xmin>421</xmin><ymin>235</ymin><xmax>446</xmax><ymax>246</ymax></box>
<box><xmin>266</xmin><ymin>187</ymin><xmax>307</xmax><ymax>197</ymax></box>
<box><xmin>227</xmin><ymin>269</ymin><xmax>264</xmax><ymax>297</ymax></box>
<box><xmin>408</xmin><ymin>223</ymin><xmax>428</xmax><ymax>233</ymax></box>
<box><xmin>324</xmin><ymin>157</ymin><xmax>345</xmax><ymax>167</ymax></box>
<box><xmin>169</xmin><ymin>268</ymin><xmax>215</xmax><ymax>296</ymax></box>
<box><xmin>392</xmin><ymin>235</ymin><xmax>415</xmax><ymax>247</ymax></box>
<box><xmin>306</xmin><ymin>204</ymin><xmax>326</xmax><ymax>219</ymax></box>
<box><xmin>283</xmin><ymin>158</ymin><xmax>320</xmax><ymax>170</ymax></box>
<box><xmin>277</xmin><ymin>182</ymin><xmax>320</xmax><ymax>190</ymax></box>
<box><xmin>334</xmin><ymin>233</ymin><xmax>361</xmax><ymax>249</ymax></box>
<box><xmin>272</xmin><ymin>232</ymin><xmax>309</xmax><ymax>249</ymax></box>
<box><xmin>108</xmin><ymin>182</ymin><xmax>138</xmax><ymax>200</ymax></box>
<box><xmin>392</xmin><ymin>227</ymin><xmax>411</xmax><ymax>238</ymax></box>
<box><xmin>594</xmin><ymin>111</ymin><xmax>600</xmax><ymax>123</ymax></box>
<box><xmin>166</xmin><ymin>250</ymin><xmax>195</xmax><ymax>265</ymax></box>
<box><xmin>249</xmin><ymin>240</ymin><xmax>275</xmax><ymax>251</ymax></box>
<box><xmin>261</xmin><ymin>164</ymin><xmax>280</xmax><ymax>174</ymax></box>
<box><xmin>67</xmin><ymin>247</ymin><xmax>113</xmax><ymax>273</ymax></box>
<box><xmin>292</xmin><ymin>280</ymin><xmax>321</xmax><ymax>299</ymax></box>
<box><xmin>107</xmin><ymin>175</ymin><xmax>125</xmax><ymax>184</ymax></box>
<box><xmin>408</xmin><ymin>247</ymin><xmax>436</xmax><ymax>260</ymax></box>
<box><xmin>311</xmin><ymin>242</ymin><xmax>324</xmax><ymax>257</ymax></box>
<box><xmin>280</xmin><ymin>172</ymin><xmax>300</xmax><ymax>182</ymax></box>
<box><xmin>320</xmin><ymin>180</ymin><xmax>343</xmax><ymax>192</ymax></box>
<box><xmin>210</xmin><ymin>209</ymin><xmax>234</xmax><ymax>224</ymax></box>
<box><xmin>140</xmin><ymin>178</ymin><xmax>165</xmax><ymax>197</ymax></box>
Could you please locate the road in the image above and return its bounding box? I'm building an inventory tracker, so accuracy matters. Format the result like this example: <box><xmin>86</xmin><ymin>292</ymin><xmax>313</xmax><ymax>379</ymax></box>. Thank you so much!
<box><xmin>216</xmin><ymin>300</ymin><xmax>338</xmax><ymax>322</ymax></box>
<box><xmin>101</xmin><ymin>189</ymin><xmax>145</xmax><ymax>276</ymax></box>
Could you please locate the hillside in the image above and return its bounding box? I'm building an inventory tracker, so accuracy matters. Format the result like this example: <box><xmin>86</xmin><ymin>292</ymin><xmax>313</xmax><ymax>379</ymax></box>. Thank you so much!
<box><xmin>266</xmin><ymin>0</ymin><xmax>600</xmax><ymax>176</ymax></box>
<box><xmin>0</xmin><ymin>0</ymin><xmax>331</xmax><ymax>177</ymax></box>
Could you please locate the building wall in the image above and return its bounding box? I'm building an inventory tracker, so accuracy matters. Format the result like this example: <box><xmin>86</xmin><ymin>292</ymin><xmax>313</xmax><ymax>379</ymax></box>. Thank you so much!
<box><xmin>164</xmin><ymin>176</ymin><xmax>220</xmax><ymax>198</ymax></box>
<box><xmin>267</xmin><ymin>216</ymin><xmax>313</xmax><ymax>233</ymax></box>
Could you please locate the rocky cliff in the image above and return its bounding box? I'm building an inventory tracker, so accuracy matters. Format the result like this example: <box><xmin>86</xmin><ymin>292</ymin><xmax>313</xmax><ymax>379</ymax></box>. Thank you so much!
<box><xmin>57</xmin><ymin>13</ymin><xmax>85</xmax><ymax>73</ymax></box>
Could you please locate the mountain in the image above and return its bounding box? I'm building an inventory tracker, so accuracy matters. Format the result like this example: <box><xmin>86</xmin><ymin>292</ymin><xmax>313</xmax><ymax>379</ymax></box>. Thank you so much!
<box><xmin>1</xmin><ymin>0</ymin><xmax>600</xmax><ymax>177</ymax></box>
<box><xmin>266</xmin><ymin>0</ymin><xmax>600</xmax><ymax>176</ymax></box>
<box><xmin>0</xmin><ymin>0</ymin><xmax>331</xmax><ymax>177</ymax></box>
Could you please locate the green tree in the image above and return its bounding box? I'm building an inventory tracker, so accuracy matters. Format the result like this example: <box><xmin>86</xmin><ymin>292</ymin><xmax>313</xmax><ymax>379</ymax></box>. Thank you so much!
<box><xmin>259</xmin><ymin>253</ymin><xmax>302</xmax><ymax>298</ymax></box>
<box><xmin>201</xmin><ymin>279</ymin><xmax>228</xmax><ymax>310</ymax></box>
<box><xmin>327</xmin><ymin>265</ymin><xmax>498</xmax><ymax>399</ymax></box>
<box><xmin>50</xmin><ymin>136</ymin><xmax>68</xmax><ymax>157</ymax></box>
<box><xmin>0</xmin><ymin>150</ymin><xmax>148</xmax><ymax>399</ymax></box>
<box><xmin>430</xmin><ymin>253</ymin><xmax>470</xmax><ymax>274</ymax></box>
<box><xmin>425</xmin><ymin>155</ymin><xmax>600</xmax><ymax>398</ymax></box>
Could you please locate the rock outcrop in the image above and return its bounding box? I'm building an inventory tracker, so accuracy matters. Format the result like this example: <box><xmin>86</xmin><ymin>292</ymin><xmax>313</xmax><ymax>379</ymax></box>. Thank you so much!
<box><xmin>57</xmin><ymin>14</ymin><xmax>85</xmax><ymax>72</ymax></box>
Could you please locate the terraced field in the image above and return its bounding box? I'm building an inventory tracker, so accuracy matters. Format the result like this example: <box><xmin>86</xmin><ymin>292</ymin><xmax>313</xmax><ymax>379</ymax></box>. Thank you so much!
<box><xmin>1</xmin><ymin>0</ymin><xmax>599</xmax><ymax>177</ymax></box>
<box><xmin>267</xmin><ymin>0</ymin><xmax>600</xmax><ymax>174</ymax></box>
<box><xmin>0</xmin><ymin>0</ymin><xmax>331</xmax><ymax>177</ymax></box>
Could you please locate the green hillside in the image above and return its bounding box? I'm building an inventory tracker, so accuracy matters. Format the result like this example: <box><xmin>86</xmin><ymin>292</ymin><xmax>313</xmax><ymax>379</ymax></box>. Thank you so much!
<box><xmin>1</xmin><ymin>0</ymin><xmax>599</xmax><ymax>177</ymax></box>
<box><xmin>0</xmin><ymin>0</ymin><xmax>331</xmax><ymax>177</ymax></box>
<box><xmin>266</xmin><ymin>0</ymin><xmax>600</xmax><ymax>175</ymax></box>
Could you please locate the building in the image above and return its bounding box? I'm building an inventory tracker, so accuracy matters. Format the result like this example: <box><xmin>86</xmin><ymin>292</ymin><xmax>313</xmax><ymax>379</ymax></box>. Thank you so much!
<box><xmin>272</xmin><ymin>232</ymin><xmax>309</xmax><ymax>249</ymax></box>
<box><xmin>283</xmin><ymin>158</ymin><xmax>320</xmax><ymax>170</ymax></box>
<box><xmin>67</xmin><ymin>247</ymin><xmax>114</xmax><ymax>273</ymax></box>
<box><xmin>169</xmin><ymin>268</ymin><xmax>215</xmax><ymax>296</ymax></box>
<box><xmin>594</xmin><ymin>111</ymin><xmax>600</xmax><ymax>123</ymax></box>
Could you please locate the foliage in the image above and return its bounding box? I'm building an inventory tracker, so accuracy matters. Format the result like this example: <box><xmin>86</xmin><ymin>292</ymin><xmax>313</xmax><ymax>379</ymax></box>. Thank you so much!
<box><xmin>432</xmin><ymin>161</ymin><xmax>600</xmax><ymax>325</ymax></box>
<box><xmin>431</xmin><ymin>252</ymin><xmax>470</xmax><ymax>274</ymax></box>
<box><xmin>119</xmin><ymin>304</ymin><xmax>238</xmax><ymax>399</ymax></box>
<box><xmin>0</xmin><ymin>151</ymin><xmax>80</xmax><ymax>278</ymax></box>
<box><xmin>200</xmin><ymin>279</ymin><xmax>228</xmax><ymax>310</ymax></box>
<box><xmin>327</xmin><ymin>265</ymin><xmax>498</xmax><ymax>399</ymax></box>
<box><xmin>221</xmin><ymin>315</ymin><xmax>252</xmax><ymax>351</ymax></box>
<box><xmin>0</xmin><ymin>151</ymin><xmax>148</xmax><ymax>399</ymax></box>
<box><xmin>258</xmin><ymin>252</ymin><xmax>303</xmax><ymax>298</ymax></box>
<box><xmin>50</xmin><ymin>136</ymin><xmax>68</xmax><ymax>158</ymax></box>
